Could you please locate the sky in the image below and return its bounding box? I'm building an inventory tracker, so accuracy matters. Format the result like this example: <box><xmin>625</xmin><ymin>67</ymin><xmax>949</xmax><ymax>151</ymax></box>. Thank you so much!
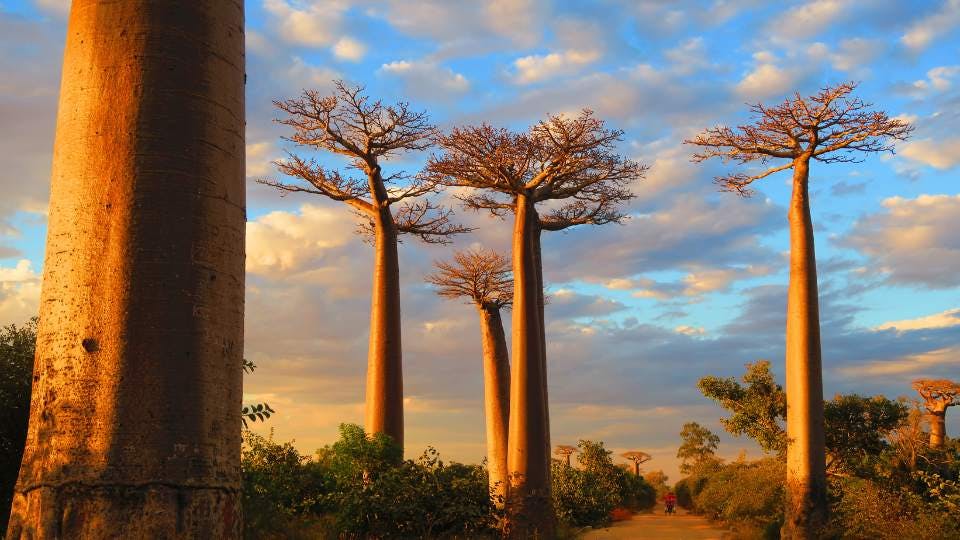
<box><xmin>1</xmin><ymin>0</ymin><xmax>959</xmax><ymax>481</ymax></box>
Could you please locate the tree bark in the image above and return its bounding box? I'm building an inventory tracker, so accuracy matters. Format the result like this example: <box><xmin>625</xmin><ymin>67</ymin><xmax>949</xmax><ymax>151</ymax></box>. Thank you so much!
<box><xmin>478</xmin><ymin>305</ymin><xmax>510</xmax><ymax>506</ymax></box>
<box><xmin>7</xmin><ymin>1</ymin><xmax>245</xmax><ymax>538</ymax></box>
<box><xmin>364</xmin><ymin>199</ymin><xmax>404</xmax><ymax>449</ymax></box>
<box><xmin>928</xmin><ymin>409</ymin><xmax>946</xmax><ymax>449</ymax></box>
<box><xmin>633</xmin><ymin>462</ymin><xmax>640</xmax><ymax>477</ymax></box>
<box><xmin>506</xmin><ymin>195</ymin><xmax>554</xmax><ymax>538</ymax></box>
<box><xmin>782</xmin><ymin>157</ymin><xmax>828</xmax><ymax>539</ymax></box>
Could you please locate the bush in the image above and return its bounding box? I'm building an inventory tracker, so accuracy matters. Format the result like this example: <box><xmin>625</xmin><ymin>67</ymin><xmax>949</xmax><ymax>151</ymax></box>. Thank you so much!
<box><xmin>242</xmin><ymin>424</ymin><xmax>497</xmax><ymax>539</ymax></box>
<box><xmin>829</xmin><ymin>477</ymin><xmax>960</xmax><ymax>540</ymax></box>
<box><xmin>692</xmin><ymin>458</ymin><xmax>784</xmax><ymax>532</ymax></box>
<box><xmin>551</xmin><ymin>440</ymin><xmax>655</xmax><ymax>528</ymax></box>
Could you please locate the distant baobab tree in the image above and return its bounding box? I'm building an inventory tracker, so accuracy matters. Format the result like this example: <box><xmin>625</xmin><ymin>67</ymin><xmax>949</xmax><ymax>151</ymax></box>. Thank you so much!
<box><xmin>687</xmin><ymin>82</ymin><xmax>912</xmax><ymax>539</ymax></box>
<box><xmin>263</xmin><ymin>81</ymin><xmax>468</xmax><ymax>449</ymax></box>
<box><xmin>554</xmin><ymin>445</ymin><xmax>578</xmax><ymax>467</ymax></box>
<box><xmin>427</xmin><ymin>111</ymin><xmax>645</xmax><ymax>537</ymax></box>
<box><xmin>8</xmin><ymin>2</ymin><xmax>246</xmax><ymax>537</ymax></box>
<box><xmin>621</xmin><ymin>451</ymin><xmax>652</xmax><ymax>476</ymax></box>
<box><xmin>912</xmin><ymin>379</ymin><xmax>960</xmax><ymax>449</ymax></box>
<box><xmin>425</xmin><ymin>248</ymin><xmax>512</xmax><ymax>504</ymax></box>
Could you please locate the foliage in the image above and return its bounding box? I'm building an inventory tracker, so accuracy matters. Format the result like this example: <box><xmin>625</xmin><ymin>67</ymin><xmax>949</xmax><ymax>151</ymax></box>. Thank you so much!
<box><xmin>677</xmin><ymin>422</ymin><xmax>720</xmax><ymax>474</ymax></box>
<box><xmin>643</xmin><ymin>470</ymin><xmax>670</xmax><ymax>498</ymax></box>
<box><xmin>690</xmin><ymin>458</ymin><xmax>785</xmax><ymax>533</ymax></box>
<box><xmin>241</xmin><ymin>360</ymin><xmax>276</xmax><ymax>428</ymax></box>
<box><xmin>698</xmin><ymin>361</ymin><xmax>787</xmax><ymax>454</ymax></box>
<box><xmin>0</xmin><ymin>318</ymin><xmax>36</xmax><ymax>534</ymax></box>
<box><xmin>824</xmin><ymin>394</ymin><xmax>907</xmax><ymax>476</ymax></box>
<box><xmin>242</xmin><ymin>424</ymin><xmax>497</xmax><ymax>539</ymax></box>
<box><xmin>828</xmin><ymin>477</ymin><xmax>960</xmax><ymax>540</ymax></box>
<box><xmin>551</xmin><ymin>440</ymin><xmax>655</xmax><ymax>529</ymax></box>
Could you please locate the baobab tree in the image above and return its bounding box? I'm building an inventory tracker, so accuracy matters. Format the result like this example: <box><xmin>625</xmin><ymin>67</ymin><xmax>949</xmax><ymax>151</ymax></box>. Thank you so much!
<box><xmin>912</xmin><ymin>379</ymin><xmax>960</xmax><ymax>449</ymax></box>
<box><xmin>554</xmin><ymin>445</ymin><xmax>578</xmax><ymax>467</ymax></box>
<box><xmin>427</xmin><ymin>111</ymin><xmax>645</xmax><ymax>536</ymax></box>
<box><xmin>425</xmin><ymin>248</ymin><xmax>512</xmax><ymax>503</ymax></box>
<box><xmin>621</xmin><ymin>451</ymin><xmax>652</xmax><ymax>477</ymax></box>
<box><xmin>262</xmin><ymin>82</ymin><xmax>467</xmax><ymax>449</ymax></box>
<box><xmin>8</xmin><ymin>1</ymin><xmax>246</xmax><ymax>537</ymax></box>
<box><xmin>686</xmin><ymin>82</ymin><xmax>912</xmax><ymax>539</ymax></box>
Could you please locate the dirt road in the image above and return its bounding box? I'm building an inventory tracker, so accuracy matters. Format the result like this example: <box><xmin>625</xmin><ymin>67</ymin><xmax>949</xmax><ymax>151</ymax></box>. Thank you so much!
<box><xmin>581</xmin><ymin>507</ymin><xmax>728</xmax><ymax>539</ymax></box>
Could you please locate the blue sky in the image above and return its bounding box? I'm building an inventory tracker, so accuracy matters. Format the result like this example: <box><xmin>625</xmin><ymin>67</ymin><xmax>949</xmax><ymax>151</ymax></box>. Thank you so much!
<box><xmin>2</xmin><ymin>0</ymin><xmax>959</xmax><ymax>479</ymax></box>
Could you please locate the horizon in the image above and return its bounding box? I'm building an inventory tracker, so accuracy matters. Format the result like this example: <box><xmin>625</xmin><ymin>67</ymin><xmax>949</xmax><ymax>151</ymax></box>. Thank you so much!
<box><xmin>2</xmin><ymin>0</ymin><xmax>959</xmax><ymax>482</ymax></box>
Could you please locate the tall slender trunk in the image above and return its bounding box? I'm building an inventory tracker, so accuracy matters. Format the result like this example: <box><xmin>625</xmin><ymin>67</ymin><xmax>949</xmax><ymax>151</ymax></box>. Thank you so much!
<box><xmin>531</xmin><ymin>221</ymin><xmax>551</xmax><ymax>467</ymax></box>
<box><xmin>7</xmin><ymin>1</ymin><xmax>245</xmax><ymax>537</ymax></box>
<box><xmin>633</xmin><ymin>462</ymin><xmax>640</xmax><ymax>477</ymax></box>
<box><xmin>928</xmin><ymin>409</ymin><xmax>946</xmax><ymax>449</ymax></box>
<box><xmin>506</xmin><ymin>195</ymin><xmax>554</xmax><ymax>538</ymax></box>
<box><xmin>365</xmin><ymin>199</ymin><xmax>404</xmax><ymax>449</ymax></box>
<box><xmin>478</xmin><ymin>305</ymin><xmax>510</xmax><ymax>506</ymax></box>
<box><xmin>782</xmin><ymin>157</ymin><xmax>828</xmax><ymax>539</ymax></box>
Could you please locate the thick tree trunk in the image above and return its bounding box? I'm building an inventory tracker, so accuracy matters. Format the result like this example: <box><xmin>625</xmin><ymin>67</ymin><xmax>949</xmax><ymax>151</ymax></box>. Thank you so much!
<box><xmin>7</xmin><ymin>1</ymin><xmax>246</xmax><ymax>538</ymax></box>
<box><xmin>928</xmin><ymin>409</ymin><xmax>946</xmax><ymax>449</ymax></box>
<box><xmin>478</xmin><ymin>305</ymin><xmax>510</xmax><ymax>506</ymax></box>
<box><xmin>365</xmin><ymin>203</ymin><xmax>404</xmax><ymax>449</ymax></box>
<box><xmin>506</xmin><ymin>195</ymin><xmax>554</xmax><ymax>538</ymax></box>
<box><xmin>782</xmin><ymin>158</ymin><xmax>828</xmax><ymax>539</ymax></box>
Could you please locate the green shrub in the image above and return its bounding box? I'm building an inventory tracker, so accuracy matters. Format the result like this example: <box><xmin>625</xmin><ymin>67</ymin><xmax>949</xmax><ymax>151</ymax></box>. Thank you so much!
<box><xmin>551</xmin><ymin>440</ymin><xmax>655</xmax><ymax>529</ymax></box>
<box><xmin>692</xmin><ymin>458</ymin><xmax>784</xmax><ymax>530</ymax></box>
<box><xmin>829</xmin><ymin>477</ymin><xmax>960</xmax><ymax>540</ymax></box>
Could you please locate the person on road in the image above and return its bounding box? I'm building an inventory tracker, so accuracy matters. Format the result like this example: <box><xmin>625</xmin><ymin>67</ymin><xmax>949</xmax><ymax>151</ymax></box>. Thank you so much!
<box><xmin>664</xmin><ymin>491</ymin><xmax>677</xmax><ymax>514</ymax></box>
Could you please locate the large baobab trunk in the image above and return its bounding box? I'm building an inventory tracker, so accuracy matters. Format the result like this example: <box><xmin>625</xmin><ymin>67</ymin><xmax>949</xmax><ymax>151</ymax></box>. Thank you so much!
<box><xmin>506</xmin><ymin>195</ymin><xmax>554</xmax><ymax>537</ymax></box>
<box><xmin>478</xmin><ymin>305</ymin><xmax>510</xmax><ymax>505</ymax></box>
<box><xmin>7</xmin><ymin>1</ymin><xmax>245</xmax><ymax>538</ymax></box>
<box><xmin>782</xmin><ymin>157</ymin><xmax>828</xmax><ymax>539</ymax></box>
<box><xmin>365</xmin><ymin>203</ymin><xmax>404</xmax><ymax>448</ymax></box>
<box><xmin>929</xmin><ymin>409</ymin><xmax>946</xmax><ymax>448</ymax></box>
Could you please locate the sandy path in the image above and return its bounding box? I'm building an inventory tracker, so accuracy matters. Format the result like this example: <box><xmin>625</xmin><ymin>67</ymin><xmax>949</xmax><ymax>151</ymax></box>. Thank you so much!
<box><xmin>581</xmin><ymin>507</ymin><xmax>728</xmax><ymax>539</ymax></box>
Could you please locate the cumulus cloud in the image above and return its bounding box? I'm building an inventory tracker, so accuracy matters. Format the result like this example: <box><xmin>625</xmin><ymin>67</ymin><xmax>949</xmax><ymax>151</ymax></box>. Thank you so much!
<box><xmin>246</xmin><ymin>204</ymin><xmax>357</xmax><ymax>277</ymax></box>
<box><xmin>901</xmin><ymin>0</ymin><xmax>960</xmax><ymax>52</ymax></box>
<box><xmin>512</xmin><ymin>49</ymin><xmax>601</xmax><ymax>84</ymax></box>
<box><xmin>843</xmin><ymin>194</ymin><xmax>960</xmax><ymax>288</ymax></box>
<box><xmin>735</xmin><ymin>56</ymin><xmax>797</xmax><ymax>100</ymax></box>
<box><xmin>263</xmin><ymin>0</ymin><xmax>347</xmax><ymax>47</ymax></box>
<box><xmin>772</xmin><ymin>0</ymin><xmax>846</xmax><ymax>39</ymax></box>
<box><xmin>379</xmin><ymin>60</ymin><xmax>469</xmax><ymax>99</ymax></box>
<box><xmin>900</xmin><ymin>138</ymin><xmax>960</xmax><ymax>169</ymax></box>
<box><xmin>0</xmin><ymin>259</ymin><xmax>41</xmax><ymax>325</ymax></box>
<box><xmin>34</xmin><ymin>0</ymin><xmax>70</xmax><ymax>16</ymax></box>
<box><xmin>333</xmin><ymin>37</ymin><xmax>367</xmax><ymax>62</ymax></box>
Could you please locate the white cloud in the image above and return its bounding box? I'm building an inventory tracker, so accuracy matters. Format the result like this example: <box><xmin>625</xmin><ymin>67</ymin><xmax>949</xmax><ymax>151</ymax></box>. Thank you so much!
<box><xmin>911</xmin><ymin>65</ymin><xmax>960</xmax><ymax>93</ymax></box>
<box><xmin>828</xmin><ymin>38</ymin><xmax>883</xmax><ymax>72</ymax></box>
<box><xmin>901</xmin><ymin>0</ymin><xmax>960</xmax><ymax>52</ymax></box>
<box><xmin>246</xmin><ymin>204</ymin><xmax>356</xmax><ymax>276</ymax></box>
<box><xmin>736</xmin><ymin>60</ymin><xmax>795</xmax><ymax>100</ymax></box>
<box><xmin>876</xmin><ymin>308</ymin><xmax>960</xmax><ymax>332</ymax></box>
<box><xmin>380</xmin><ymin>60</ymin><xmax>470</xmax><ymax>98</ymax></box>
<box><xmin>246</xmin><ymin>141</ymin><xmax>277</xmax><ymax>178</ymax></box>
<box><xmin>843</xmin><ymin>194</ymin><xmax>960</xmax><ymax>288</ymax></box>
<box><xmin>333</xmin><ymin>37</ymin><xmax>367</xmax><ymax>62</ymax></box>
<box><xmin>263</xmin><ymin>0</ymin><xmax>347</xmax><ymax>47</ymax></box>
<box><xmin>900</xmin><ymin>138</ymin><xmax>960</xmax><ymax>169</ymax></box>
<box><xmin>0</xmin><ymin>259</ymin><xmax>41</xmax><ymax>325</ymax></box>
<box><xmin>774</xmin><ymin>0</ymin><xmax>846</xmax><ymax>39</ymax></box>
<box><xmin>512</xmin><ymin>49</ymin><xmax>601</xmax><ymax>84</ymax></box>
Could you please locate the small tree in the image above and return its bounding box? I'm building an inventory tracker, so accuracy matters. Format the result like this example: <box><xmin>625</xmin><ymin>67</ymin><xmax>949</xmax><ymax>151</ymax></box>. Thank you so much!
<box><xmin>621</xmin><ymin>451</ymin><xmax>652</xmax><ymax>477</ymax></box>
<box><xmin>263</xmin><ymin>81</ymin><xmax>469</xmax><ymax>448</ymax></box>
<box><xmin>912</xmin><ymin>379</ymin><xmax>960</xmax><ymax>449</ymax></box>
<box><xmin>687</xmin><ymin>82</ymin><xmax>911</xmax><ymax>539</ymax></box>
<box><xmin>554</xmin><ymin>445</ymin><xmax>578</xmax><ymax>467</ymax></box>
<box><xmin>677</xmin><ymin>422</ymin><xmax>720</xmax><ymax>475</ymax></box>
<box><xmin>425</xmin><ymin>248</ymin><xmax>512</xmax><ymax>503</ymax></box>
<box><xmin>0</xmin><ymin>318</ymin><xmax>35</xmax><ymax>533</ymax></box>
<box><xmin>699</xmin><ymin>361</ymin><xmax>788</xmax><ymax>455</ymax></box>
<box><xmin>427</xmin><ymin>111</ymin><xmax>645</xmax><ymax>536</ymax></box>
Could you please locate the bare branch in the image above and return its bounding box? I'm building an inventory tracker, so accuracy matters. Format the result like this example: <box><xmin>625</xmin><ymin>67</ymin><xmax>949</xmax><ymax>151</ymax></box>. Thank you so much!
<box><xmin>392</xmin><ymin>199</ymin><xmax>473</xmax><ymax>244</ymax></box>
<box><xmin>425</xmin><ymin>248</ymin><xmax>513</xmax><ymax>308</ymax></box>
<box><xmin>686</xmin><ymin>82</ymin><xmax>913</xmax><ymax>196</ymax></box>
